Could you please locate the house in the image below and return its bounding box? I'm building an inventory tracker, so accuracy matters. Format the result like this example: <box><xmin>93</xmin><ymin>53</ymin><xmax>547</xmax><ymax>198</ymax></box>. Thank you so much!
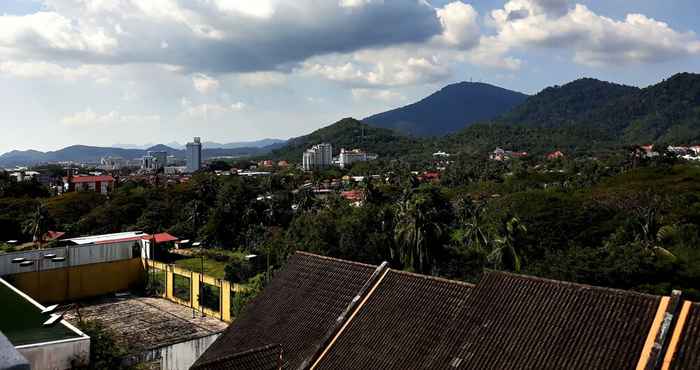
<box><xmin>340</xmin><ymin>190</ymin><xmax>364</xmax><ymax>206</ymax></box>
<box><xmin>190</xmin><ymin>252</ymin><xmax>699</xmax><ymax>370</ymax></box>
<box><xmin>547</xmin><ymin>150</ymin><xmax>565</xmax><ymax>160</ymax></box>
<box><xmin>64</xmin><ymin>175</ymin><xmax>115</xmax><ymax>194</ymax></box>
<box><xmin>490</xmin><ymin>147</ymin><xmax>528</xmax><ymax>161</ymax></box>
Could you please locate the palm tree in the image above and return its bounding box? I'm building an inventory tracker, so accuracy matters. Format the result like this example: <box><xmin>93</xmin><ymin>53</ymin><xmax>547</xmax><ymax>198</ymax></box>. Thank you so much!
<box><xmin>393</xmin><ymin>190</ymin><xmax>444</xmax><ymax>273</ymax></box>
<box><xmin>24</xmin><ymin>203</ymin><xmax>51</xmax><ymax>249</ymax></box>
<box><xmin>453</xmin><ymin>199</ymin><xmax>491</xmax><ymax>253</ymax></box>
<box><xmin>488</xmin><ymin>216</ymin><xmax>527</xmax><ymax>272</ymax></box>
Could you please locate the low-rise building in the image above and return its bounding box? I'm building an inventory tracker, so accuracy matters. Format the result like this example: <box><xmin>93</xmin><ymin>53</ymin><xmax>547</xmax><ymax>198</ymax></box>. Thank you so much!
<box><xmin>63</xmin><ymin>175</ymin><xmax>115</xmax><ymax>194</ymax></box>
<box><xmin>338</xmin><ymin>148</ymin><xmax>370</xmax><ymax>169</ymax></box>
<box><xmin>190</xmin><ymin>252</ymin><xmax>700</xmax><ymax>370</ymax></box>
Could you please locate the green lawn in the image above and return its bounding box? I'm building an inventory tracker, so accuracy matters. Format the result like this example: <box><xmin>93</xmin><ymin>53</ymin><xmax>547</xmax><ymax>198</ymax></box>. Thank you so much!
<box><xmin>175</xmin><ymin>258</ymin><xmax>228</xmax><ymax>280</ymax></box>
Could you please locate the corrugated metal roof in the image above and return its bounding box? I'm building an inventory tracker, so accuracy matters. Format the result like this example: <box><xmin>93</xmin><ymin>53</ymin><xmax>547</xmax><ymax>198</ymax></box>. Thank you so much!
<box><xmin>66</xmin><ymin>231</ymin><xmax>145</xmax><ymax>245</ymax></box>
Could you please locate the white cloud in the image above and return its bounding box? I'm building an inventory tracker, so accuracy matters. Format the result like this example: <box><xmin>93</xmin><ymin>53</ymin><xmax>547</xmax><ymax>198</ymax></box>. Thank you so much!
<box><xmin>436</xmin><ymin>2</ymin><xmax>480</xmax><ymax>48</ymax></box>
<box><xmin>238</xmin><ymin>71</ymin><xmax>287</xmax><ymax>87</ymax></box>
<box><xmin>192</xmin><ymin>73</ymin><xmax>221</xmax><ymax>94</ymax></box>
<box><xmin>339</xmin><ymin>0</ymin><xmax>374</xmax><ymax>9</ymax></box>
<box><xmin>0</xmin><ymin>61</ymin><xmax>111</xmax><ymax>81</ymax></box>
<box><xmin>488</xmin><ymin>0</ymin><xmax>700</xmax><ymax>67</ymax></box>
<box><xmin>351</xmin><ymin>88</ymin><xmax>404</xmax><ymax>102</ymax></box>
<box><xmin>180</xmin><ymin>99</ymin><xmax>246</xmax><ymax>119</ymax></box>
<box><xmin>301</xmin><ymin>49</ymin><xmax>452</xmax><ymax>88</ymax></box>
<box><xmin>4</xmin><ymin>0</ymin><xmax>441</xmax><ymax>73</ymax></box>
<box><xmin>62</xmin><ymin>109</ymin><xmax>160</xmax><ymax>127</ymax></box>
<box><xmin>0</xmin><ymin>12</ymin><xmax>117</xmax><ymax>56</ymax></box>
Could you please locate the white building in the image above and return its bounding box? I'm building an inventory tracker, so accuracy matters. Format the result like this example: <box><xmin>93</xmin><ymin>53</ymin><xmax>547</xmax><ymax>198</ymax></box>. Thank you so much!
<box><xmin>99</xmin><ymin>156</ymin><xmax>127</xmax><ymax>171</ymax></box>
<box><xmin>302</xmin><ymin>143</ymin><xmax>333</xmax><ymax>171</ymax></box>
<box><xmin>338</xmin><ymin>148</ymin><xmax>368</xmax><ymax>169</ymax></box>
<box><xmin>142</xmin><ymin>151</ymin><xmax>168</xmax><ymax>172</ymax></box>
<box><xmin>186</xmin><ymin>137</ymin><xmax>202</xmax><ymax>173</ymax></box>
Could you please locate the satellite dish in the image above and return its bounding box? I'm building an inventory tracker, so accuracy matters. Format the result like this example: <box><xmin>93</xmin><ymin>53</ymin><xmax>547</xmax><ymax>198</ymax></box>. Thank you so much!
<box><xmin>52</xmin><ymin>256</ymin><xmax>66</xmax><ymax>262</ymax></box>
<box><xmin>11</xmin><ymin>257</ymin><xmax>26</xmax><ymax>263</ymax></box>
<box><xmin>43</xmin><ymin>253</ymin><xmax>57</xmax><ymax>259</ymax></box>
<box><xmin>19</xmin><ymin>261</ymin><xmax>34</xmax><ymax>267</ymax></box>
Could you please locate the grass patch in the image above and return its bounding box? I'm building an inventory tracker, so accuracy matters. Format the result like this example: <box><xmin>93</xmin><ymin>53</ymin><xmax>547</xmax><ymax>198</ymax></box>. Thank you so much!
<box><xmin>175</xmin><ymin>257</ymin><xmax>228</xmax><ymax>280</ymax></box>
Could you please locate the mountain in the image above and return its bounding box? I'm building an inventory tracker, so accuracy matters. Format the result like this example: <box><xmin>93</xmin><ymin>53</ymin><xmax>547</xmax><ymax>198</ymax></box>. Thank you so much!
<box><xmin>496</xmin><ymin>73</ymin><xmax>700</xmax><ymax>144</ymax></box>
<box><xmin>268</xmin><ymin>118</ymin><xmax>422</xmax><ymax>161</ymax></box>
<box><xmin>364</xmin><ymin>82</ymin><xmax>528</xmax><ymax>137</ymax></box>
<box><xmin>114</xmin><ymin>139</ymin><xmax>286</xmax><ymax>150</ymax></box>
<box><xmin>0</xmin><ymin>144</ymin><xmax>273</xmax><ymax>167</ymax></box>
<box><xmin>202</xmin><ymin>138</ymin><xmax>286</xmax><ymax>149</ymax></box>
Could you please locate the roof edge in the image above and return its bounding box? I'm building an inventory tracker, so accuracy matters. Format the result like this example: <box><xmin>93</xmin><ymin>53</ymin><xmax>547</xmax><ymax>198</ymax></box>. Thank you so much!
<box><xmin>483</xmin><ymin>270</ymin><xmax>665</xmax><ymax>299</ymax></box>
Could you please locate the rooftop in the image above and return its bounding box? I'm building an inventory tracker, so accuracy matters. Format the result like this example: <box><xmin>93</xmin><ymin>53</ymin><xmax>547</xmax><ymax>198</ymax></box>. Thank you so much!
<box><xmin>192</xmin><ymin>252</ymin><xmax>698</xmax><ymax>370</ymax></box>
<box><xmin>65</xmin><ymin>231</ymin><xmax>145</xmax><ymax>245</ymax></box>
<box><xmin>0</xmin><ymin>278</ymin><xmax>85</xmax><ymax>347</ymax></box>
<box><xmin>64</xmin><ymin>295</ymin><xmax>227</xmax><ymax>356</ymax></box>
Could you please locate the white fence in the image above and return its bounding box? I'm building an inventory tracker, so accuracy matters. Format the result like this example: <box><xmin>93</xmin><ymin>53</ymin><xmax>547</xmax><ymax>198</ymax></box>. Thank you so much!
<box><xmin>0</xmin><ymin>241</ymin><xmax>136</xmax><ymax>276</ymax></box>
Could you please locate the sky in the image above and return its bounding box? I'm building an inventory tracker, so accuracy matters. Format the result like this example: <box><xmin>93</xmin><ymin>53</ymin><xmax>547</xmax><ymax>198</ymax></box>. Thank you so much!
<box><xmin>0</xmin><ymin>0</ymin><xmax>698</xmax><ymax>153</ymax></box>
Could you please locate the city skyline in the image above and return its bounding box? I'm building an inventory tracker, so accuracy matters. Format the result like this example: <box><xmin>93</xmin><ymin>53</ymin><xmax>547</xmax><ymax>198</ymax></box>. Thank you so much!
<box><xmin>0</xmin><ymin>0</ymin><xmax>698</xmax><ymax>153</ymax></box>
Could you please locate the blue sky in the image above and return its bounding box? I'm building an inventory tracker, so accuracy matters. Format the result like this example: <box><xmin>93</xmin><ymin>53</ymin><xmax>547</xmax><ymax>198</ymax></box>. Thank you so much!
<box><xmin>0</xmin><ymin>0</ymin><xmax>698</xmax><ymax>153</ymax></box>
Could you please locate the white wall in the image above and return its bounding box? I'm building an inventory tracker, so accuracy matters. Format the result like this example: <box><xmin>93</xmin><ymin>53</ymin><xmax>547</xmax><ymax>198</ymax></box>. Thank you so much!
<box><xmin>0</xmin><ymin>242</ymin><xmax>134</xmax><ymax>276</ymax></box>
<box><xmin>129</xmin><ymin>333</ymin><xmax>220</xmax><ymax>370</ymax></box>
<box><xmin>17</xmin><ymin>337</ymin><xmax>90</xmax><ymax>370</ymax></box>
<box><xmin>160</xmin><ymin>333</ymin><xmax>220</xmax><ymax>370</ymax></box>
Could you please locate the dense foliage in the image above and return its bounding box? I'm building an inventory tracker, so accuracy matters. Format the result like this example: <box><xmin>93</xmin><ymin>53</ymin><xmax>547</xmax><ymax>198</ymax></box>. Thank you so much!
<box><xmin>2</xmin><ymin>152</ymin><xmax>699</xmax><ymax>300</ymax></box>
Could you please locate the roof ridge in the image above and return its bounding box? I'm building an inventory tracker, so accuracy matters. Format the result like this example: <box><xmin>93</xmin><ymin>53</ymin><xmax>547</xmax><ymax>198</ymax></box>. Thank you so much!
<box><xmin>484</xmin><ymin>270</ymin><xmax>664</xmax><ymax>299</ymax></box>
<box><xmin>294</xmin><ymin>251</ymin><xmax>378</xmax><ymax>269</ymax></box>
<box><xmin>389</xmin><ymin>269</ymin><xmax>475</xmax><ymax>288</ymax></box>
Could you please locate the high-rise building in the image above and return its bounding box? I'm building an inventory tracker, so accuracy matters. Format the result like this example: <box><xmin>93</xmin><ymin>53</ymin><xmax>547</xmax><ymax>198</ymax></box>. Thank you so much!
<box><xmin>186</xmin><ymin>137</ymin><xmax>202</xmax><ymax>173</ymax></box>
<box><xmin>302</xmin><ymin>143</ymin><xmax>332</xmax><ymax>171</ymax></box>
<box><xmin>142</xmin><ymin>151</ymin><xmax>168</xmax><ymax>172</ymax></box>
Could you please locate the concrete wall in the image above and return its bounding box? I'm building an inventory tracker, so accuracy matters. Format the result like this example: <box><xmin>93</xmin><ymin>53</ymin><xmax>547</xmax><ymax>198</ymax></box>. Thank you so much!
<box><xmin>147</xmin><ymin>260</ymin><xmax>240</xmax><ymax>322</ymax></box>
<box><xmin>17</xmin><ymin>337</ymin><xmax>90</xmax><ymax>370</ymax></box>
<box><xmin>7</xmin><ymin>258</ymin><xmax>146</xmax><ymax>304</ymax></box>
<box><xmin>160</xmin><ymin>333</ymin><xmax>220</xmax><ymax>370</ymax></box>
<box><xmin>125</xmin><ymin>333</ymin><xmax>220</xmax><ymax>370</ymax></box>
<box><xmin>0</xmin><ymin>242</ymin><xmax>135</xmax><ymax>277</ymax></box>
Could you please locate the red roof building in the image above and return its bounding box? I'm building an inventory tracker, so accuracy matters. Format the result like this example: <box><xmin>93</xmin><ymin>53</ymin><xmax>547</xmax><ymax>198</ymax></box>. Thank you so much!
<box><xmin>547</xmin><ymin>150</ymin><xmax>565</xmax><ymax>160</ymax></box>
<box><xmin>64</xmin><ymin>175</ymin><xmax>115</xmax><ymax>194</ymax></box>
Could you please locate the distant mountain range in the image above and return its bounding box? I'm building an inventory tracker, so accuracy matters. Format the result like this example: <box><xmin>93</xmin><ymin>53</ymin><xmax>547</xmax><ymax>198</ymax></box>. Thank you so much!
<box><xmin>113</xmin><ymin>138</ymin><xmax>286</xmax><ymax>150</ymax></box>
<box><xmin>0</xmin><ymin>143</ymin><xmax>280</xmax><ymax>167</ymax></box>
<box><xmin>4</xmin><ymin>73</ymin><xmax>699</xmax><ymax>167</ymax></box>
<box><xmin>270</xmin><ymin>73</ymin><xmax>700</xmax><ymax>160</ymax></box>
<box><xmin>364</xmin><ymin>82</ymin><xmax>528</xmax><ymax>136</ymax></box>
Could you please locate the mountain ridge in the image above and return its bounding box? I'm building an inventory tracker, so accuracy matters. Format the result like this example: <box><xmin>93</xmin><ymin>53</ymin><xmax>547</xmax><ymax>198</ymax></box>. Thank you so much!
<box><xmin>364</xmin><ymin>81</ymin><xmax>528</xmax><ymax>136</ymax></box>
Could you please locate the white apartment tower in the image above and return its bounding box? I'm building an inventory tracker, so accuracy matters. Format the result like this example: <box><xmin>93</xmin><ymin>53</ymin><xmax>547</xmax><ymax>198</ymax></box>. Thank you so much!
<box><xmin>302</xmin><ymin>143</ymin><xmax>333</xmax><ymax>171</ymax></box>
<box><xmin>186</xmin><ymin>137</ymin><xmax>202</xmax><ymax>173</ymax></box>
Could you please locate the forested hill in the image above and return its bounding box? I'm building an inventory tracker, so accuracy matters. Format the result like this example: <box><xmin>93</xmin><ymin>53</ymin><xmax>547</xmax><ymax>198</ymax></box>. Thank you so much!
<box><xmin>496</xmin><ymin>73</ymin><xmax>700</xmax><ymax>144</ymax></box>
<box><xmin>364</xmin><ymin>82</ymin><xmax>528</xmax><ymax>137</ymax></box>
<box><xmin>267</xmin><ymin>118</ymin><xmax>422</xmax><ymax>161</ymax></box>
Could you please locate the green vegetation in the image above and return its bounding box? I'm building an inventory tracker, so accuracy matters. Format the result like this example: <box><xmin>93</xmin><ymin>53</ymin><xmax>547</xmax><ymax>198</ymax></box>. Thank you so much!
<box><xmin>173</xmin><ymin>274</ymin><xmax>191</xmax><ymax>302</ymax></box>
<box><xmin>175</xmin><ymin>258</ymin><xmax>228</xmax><ymax>280</ymax></box>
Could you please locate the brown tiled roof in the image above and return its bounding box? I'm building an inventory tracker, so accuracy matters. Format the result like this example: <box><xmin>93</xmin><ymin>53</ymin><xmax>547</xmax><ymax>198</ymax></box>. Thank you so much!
<box><xmin>671</xmin><ymin>303</ymin><xmax>700</xmax><ymax>370</ymax></box>
<box><xmin>313</xmin><ymin>270</ymin><xmax>474</xmax><ymax>369</ymax></box>
<box><xmin>191</xmin><ymin>252</ymin><xmax>377</xmax><ymax>370</ymax></box>
<box><xmin>425</xmin><ymin>271</ymin><xmax>662</xmax><ymax>370</ymax></box>
<box><xmin>197</xmin><ymin>345</ymin><xmax>282</xmax><ymax>370</ymax></box>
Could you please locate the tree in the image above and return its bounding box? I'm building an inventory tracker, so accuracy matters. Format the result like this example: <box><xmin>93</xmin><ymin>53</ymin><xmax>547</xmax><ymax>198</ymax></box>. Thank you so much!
<box><xmin>488</xmin><ymin>216</ymin><xmax>527</xmax><ymax>272</ymax></box>
<box><xmin>24</xmin><ymin>203</ymin><xmax>52</xmax><ymax>248</ymax></box>
<box><xmin>393</xmin><ymin>186</ymin><xmax>449</xmax><ymax>273</ymax></box>
<box><xmin>452</xmin><ymin>198</ymin><xmax>491</xmax><ymax>253</ymax></box>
